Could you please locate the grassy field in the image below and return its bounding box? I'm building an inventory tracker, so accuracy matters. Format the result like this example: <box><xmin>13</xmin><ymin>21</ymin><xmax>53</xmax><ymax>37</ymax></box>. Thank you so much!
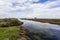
<box><xmin>0</xmin><ymin>26</ymin><xmax>19</xmax><ymax>40</ymax></box>
<box><xmin>0</xmin><ymin>18</ymin><xmax>29</xmax><ymax>40</ymax></box>
<box><xmin>21</xmin><ymin>18</ymin><xmax>60</xmax><ymax>25</ymax></box>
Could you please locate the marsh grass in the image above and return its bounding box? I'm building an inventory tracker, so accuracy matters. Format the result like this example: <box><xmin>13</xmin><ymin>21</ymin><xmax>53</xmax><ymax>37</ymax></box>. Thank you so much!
<box><xmin>0</xmin><ymin>26</ymin><xmax>19</xmax><ymax>40</ymax></box>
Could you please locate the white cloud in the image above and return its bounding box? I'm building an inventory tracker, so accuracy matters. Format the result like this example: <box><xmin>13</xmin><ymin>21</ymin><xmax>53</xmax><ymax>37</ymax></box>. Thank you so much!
<box><xmin>0</xmin><ymin>1</ymin><xmax>5</xmax><ymax>6</ymax></box>
<box><xmin>0</xmin><ymin>0</ymin><xmax>60</xmax><ymax>18</ymax></box>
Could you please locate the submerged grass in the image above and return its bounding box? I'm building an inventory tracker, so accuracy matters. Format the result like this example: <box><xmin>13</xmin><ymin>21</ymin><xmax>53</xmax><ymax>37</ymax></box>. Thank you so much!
<box><xmin>0</xmin><ymin>26</ymin><xmax>19</xmax><ymax>40</ymax></box>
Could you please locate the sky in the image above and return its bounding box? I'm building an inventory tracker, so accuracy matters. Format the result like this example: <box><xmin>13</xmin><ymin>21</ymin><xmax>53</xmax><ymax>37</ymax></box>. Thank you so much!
<box><xmin>0</xmin><ymin>0</ymin><xmax>60</xmax><ymax>18</ymax></box>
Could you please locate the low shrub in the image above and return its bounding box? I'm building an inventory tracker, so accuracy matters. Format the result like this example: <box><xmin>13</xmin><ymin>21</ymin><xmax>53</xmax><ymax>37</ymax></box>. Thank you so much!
<box><xmin>0</xmin><ymin>18</ymin><xmax>23</xmax><ymax>27</ymax></box>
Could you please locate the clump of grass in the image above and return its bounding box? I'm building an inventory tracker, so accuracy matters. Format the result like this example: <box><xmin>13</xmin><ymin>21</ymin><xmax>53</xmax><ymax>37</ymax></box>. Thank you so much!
<box><xmin>0</xmin><ymin>18</ymin><xmax>23</xmax><ymax>27</ymax></box>
<box><xmin>0</xmin><ymin>26</ymin><xmax>19</xmax><ymax>40</ymax></box>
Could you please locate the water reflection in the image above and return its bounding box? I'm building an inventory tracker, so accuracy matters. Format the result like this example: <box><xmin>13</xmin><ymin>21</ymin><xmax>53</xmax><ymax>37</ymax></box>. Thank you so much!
<box><xmin>20</xmin><ymin>20</ymin><xmax>60</xmax><ymax>40</ymax></box>
<box><xmin>21</xmin><ymin>20</ymin><xmax>60</xmax><ymax>30</ymax></box>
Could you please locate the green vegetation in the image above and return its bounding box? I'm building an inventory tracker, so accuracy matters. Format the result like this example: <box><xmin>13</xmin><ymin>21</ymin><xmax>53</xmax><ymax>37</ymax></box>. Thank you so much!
<box><xmin>0</xmin><ymin>26</ymin><xmax>28</xmax><ymax>40</ymax></box>
<box><xmin>0</xmin><ymin>18</ymin><xmax>28</xmax><ymax>40</ymax></box>
<box><xmin>0</xmin><ymin>18</ymin><xmax>32</xmax><ymax>40</ymax></box>
<box><xmin>1</xmin><ymin>18</ymin><xmax>59</xmax><ymax>40</ymax></box>
<box><xmin>21</xmin><ymin>18</ymin><xmax>60</xmax><ymax>25</ymax></box>
<box><xmin>0</xmin><ymin>18</ymin><xmax>23</xmax><ymax>27</ymax></box>
<box><xmin>0</xmin><ymin>26</ymin><xmax>19</xmax><ymax>40</ymax></box>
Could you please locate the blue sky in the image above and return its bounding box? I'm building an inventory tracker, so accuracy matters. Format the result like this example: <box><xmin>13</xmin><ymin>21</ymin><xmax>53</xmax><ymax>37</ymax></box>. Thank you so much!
<box><xmin>31</xmin><ymin>0</ymin><xmax>48</xmax><ymax>3</ymax></box>
<box><xmin>0</xmin><ymin>0</ymin><xmax>60</xmax><ymax>18</ymax></box>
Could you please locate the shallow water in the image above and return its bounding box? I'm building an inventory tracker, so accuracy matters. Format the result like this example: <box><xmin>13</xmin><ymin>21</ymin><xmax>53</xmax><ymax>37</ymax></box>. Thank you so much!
<box><xmin>19</xmin><ymin>19</ymin><xmax>60</xmax><ymax>40</ymax></box>
<box><xmin>21</xmin><ymin>20</ymin><xmax>60</xmax><ymax>30</ymax></box>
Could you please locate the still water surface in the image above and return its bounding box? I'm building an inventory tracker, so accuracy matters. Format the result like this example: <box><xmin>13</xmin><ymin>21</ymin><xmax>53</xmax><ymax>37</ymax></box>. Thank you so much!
<box><xmin>20</xmin><ymin>20</ymin><xmax>60</xmax><ymax>40</ymax></box>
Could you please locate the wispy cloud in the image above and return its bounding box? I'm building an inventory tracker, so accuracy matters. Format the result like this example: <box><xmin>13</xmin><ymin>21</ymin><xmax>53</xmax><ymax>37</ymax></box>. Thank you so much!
<box><xmin>0</xmin><ymin>0</ymin><xmax>60</xmax><ymax>18</ymax></box>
